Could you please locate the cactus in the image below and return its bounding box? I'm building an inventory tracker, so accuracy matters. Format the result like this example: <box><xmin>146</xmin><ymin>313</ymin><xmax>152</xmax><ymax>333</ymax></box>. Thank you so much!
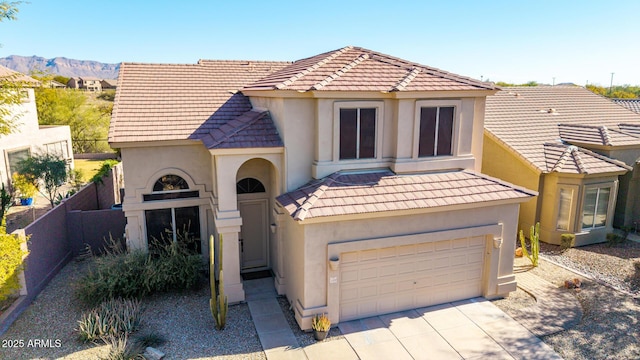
<box><xmin>519</xmin><ymin>222</ymin><xmax>540</xmax><ymax>267</ymax></box>
<box><xmin>209</xmin><ymin>234</ymin><xmax>228</xmax><ymax>330</ymax></box>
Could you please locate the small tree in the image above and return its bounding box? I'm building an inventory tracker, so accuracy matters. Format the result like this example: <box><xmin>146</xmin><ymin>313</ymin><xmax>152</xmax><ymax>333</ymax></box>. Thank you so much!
<box><xmin>0</xmin><ymin>182</ymin><xmax>14</xmax><ymax>228</ymax></box>
<box><xmin>17</xmin><ymin>154</ymin><xmax>68</xmax><ymax>207</ymax></box>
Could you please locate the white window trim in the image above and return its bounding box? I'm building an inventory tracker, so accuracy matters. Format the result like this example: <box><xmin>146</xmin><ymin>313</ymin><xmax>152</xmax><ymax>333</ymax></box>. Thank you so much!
<box><xmin>333</xmin><ymin>101</ymin><xmax>384</xmax><ymax>162</ymax></box>
<box><xmin>412</xmin><ymin>100</ymin><xmax>461</xmax><ymax>159</ymax></box>
<box><xmin>555</xmin><ymin>185</ymin><xmax>578</xmax><ymax>231</ymax></box>
<box><xmin>580</xmin><ymin>183</ymin><xmax>614</xmax><ymax>230</ymax></box>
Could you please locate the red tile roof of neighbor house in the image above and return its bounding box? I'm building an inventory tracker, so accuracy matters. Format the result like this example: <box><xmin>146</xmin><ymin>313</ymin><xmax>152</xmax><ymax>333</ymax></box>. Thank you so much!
<box><xmin>244</xmin><ymin>46</ymin><xmax>495</xmax><ymax>92</ymax></box>
<box><xmin>485</xmin><ymin>86</ymin><xmax>640</xmax><ymax>174</ymax></box>
<box><xmin>276</xmin><ymin>170</ymin><xmax>536</xmax><ymax>221</ymax></box>
<box><xmin>110</xmin><ymin>46</ymin><xmax>492</xmax><ymax>146</ymax></box>
<box><xmin>614</xmin><ymin>99</ymin><xmax>640</xmax><ymax>114</ymax></box>
<box><xmin>108</xmin><ymin>60</ymin><xmax>291</xmax><ymax>144</ymax></box>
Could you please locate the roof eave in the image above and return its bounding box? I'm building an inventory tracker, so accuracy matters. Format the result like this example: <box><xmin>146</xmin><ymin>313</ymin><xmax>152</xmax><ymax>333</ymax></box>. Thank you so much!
<box><xmin>289</xmin><ymin>197</ymin><xmax>536</xmax><ymax>225</ymax></box>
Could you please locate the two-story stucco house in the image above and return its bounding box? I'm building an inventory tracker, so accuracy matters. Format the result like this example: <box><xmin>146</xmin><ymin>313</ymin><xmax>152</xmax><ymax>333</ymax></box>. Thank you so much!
<box><xmin>109</xmin><ymin>46</ymin><xmax>535</xmax><ymax>329</ymax></box>
<box><xmin>1</xmin><ymin>65</ymin><xmax>74</xmax><ymax>189</ymax></box>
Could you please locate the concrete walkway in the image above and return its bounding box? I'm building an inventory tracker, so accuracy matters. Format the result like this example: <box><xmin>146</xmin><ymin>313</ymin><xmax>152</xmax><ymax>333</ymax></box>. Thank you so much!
<box><xmin>245</xmin><ymin>277</ymin><xmax>562</xmax><ymax>360</ymax></box>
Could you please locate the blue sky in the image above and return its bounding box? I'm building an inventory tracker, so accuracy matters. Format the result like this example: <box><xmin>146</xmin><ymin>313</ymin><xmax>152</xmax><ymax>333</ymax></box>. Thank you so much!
<box><xmin>1</xmin><ymin>0</ymin><xmax>639</xmax><ymax>86</ymax></box>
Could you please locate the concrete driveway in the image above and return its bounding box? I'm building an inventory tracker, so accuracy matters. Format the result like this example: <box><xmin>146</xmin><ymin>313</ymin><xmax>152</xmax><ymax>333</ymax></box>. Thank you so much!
<box><xmin>247</xmin><ymin>276</ymin><xmax>561</xmax><ymax>359</ymax></box>
<box><xmin>331</xmin><ymin>298</ymin><xmax>561</xmax><ymax>360</ymax></box>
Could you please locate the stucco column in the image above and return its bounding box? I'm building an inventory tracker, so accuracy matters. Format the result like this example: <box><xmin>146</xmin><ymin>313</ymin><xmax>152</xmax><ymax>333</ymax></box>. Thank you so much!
<box><xmin>214</xmin><ymin>209</ymin><xmax>244</xmax><ymax>303</ymax></box>
<box><xmin>273</xmin><ymin>207</ymin><xmax>286</xmax><ymax>294</ymax></box>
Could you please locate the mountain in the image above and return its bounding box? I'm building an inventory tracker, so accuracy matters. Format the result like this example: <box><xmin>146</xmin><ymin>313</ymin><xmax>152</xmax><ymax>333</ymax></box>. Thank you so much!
<box><xmin>0</xmin><ymin>55</ymin><xmax>120</xmax><ymax>79</ymax></box>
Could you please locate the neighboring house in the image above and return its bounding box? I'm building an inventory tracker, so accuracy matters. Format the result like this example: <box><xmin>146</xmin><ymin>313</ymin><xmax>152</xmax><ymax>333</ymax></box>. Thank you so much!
<box><xmin>614</xmin><ymin>98</ymin><xmax>640</xmax><ymax>114</ymax></box>
<box><xmin>100</xmin><ymin>79</ymin><xmax>117</xmax><ymax>90</ymax></box>
<box><xmin>109</xmin><ymin>46</ymin><xmax>535</xmax><ymax>330</ymax></box>
<box><xmin>66</xmin><ymin>76</ymin><xmax>102</xmax><ymax>91</ymax></box>
<box><xmin>0</xmin><ymin>65</ymin><xmax>74</xmax><ymax>189</ymax></box>
<box><xmin>483</xmin><ymin>86</ymin><xmax>640</xmax><ymax>247</ymax></box>
<box><xmin>46</xmin><ymin>80</ymin><xmax>67</xmax><ymax>88</ymax></box>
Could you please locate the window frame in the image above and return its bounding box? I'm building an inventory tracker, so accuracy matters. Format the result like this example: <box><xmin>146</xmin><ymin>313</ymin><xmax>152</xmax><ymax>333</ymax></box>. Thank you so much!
<box><xmin>556</xmin><ymin>186</ymin><xmax>578</xmax><ymax>231</ymax></box>
<box><xmin>581</xmin><ymin>185</ymin><xmax>612</xmax><ymax>230</ymax></box>
<box><xmin>412</xmin><ymin>100</ymin><xmax>461</xmax><ymax>159</ymax></box>
<box><xmin>333</xmin><ymin>101</ymin><xmax>384</xmax><ymax>162</ymax></box>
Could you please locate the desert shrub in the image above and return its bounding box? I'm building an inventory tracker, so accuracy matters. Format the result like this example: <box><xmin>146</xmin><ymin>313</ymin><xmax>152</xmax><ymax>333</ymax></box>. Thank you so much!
<box><xmin>77</xmin><ymin>298</ymin><xmax>143</xmax><ymax>342</ymax></box>
<box><xmin>102</xmin><ymin>334</ymin><xmax>146</xmax><ymax>360</ymax></box>
<box><xmin>75</xmin><ymin>236</ymin><xmax>202</xmax><ymax>307</ymax></box>
<box><xmin>606</xmin><ymin>233</ymin><xmax>624</xmax><ymax>247</ymax></box>
<box><xmin>0</xmin><ymin>232</ymin><xmax>29</xmax><ymax>302</ymax></box>
<box><xmin>560</xmin><ymin>233</ymin><xmax>575</xmax><ymax>250</ymax></box>
<box><xmin>90</xmin><ymin>159</ymin><xmax>119</xmax><ymax>184</ymax></box>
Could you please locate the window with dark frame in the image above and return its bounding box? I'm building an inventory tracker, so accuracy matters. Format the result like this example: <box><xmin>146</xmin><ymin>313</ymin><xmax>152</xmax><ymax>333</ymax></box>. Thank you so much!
<box><xmin>339</xmin><ymin>108</ymin><xmax>376</xmax><ymax>160</ymax></box>
<box><xmin>418</xmin><ymin>106</ymin><xmax>454</xmax><ymax>157</ymax></box>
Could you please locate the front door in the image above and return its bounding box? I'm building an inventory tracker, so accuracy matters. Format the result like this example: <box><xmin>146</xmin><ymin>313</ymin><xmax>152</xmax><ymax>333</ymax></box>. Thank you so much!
<box><xmin>239</xmin><ymin>199</ymin><xmax>268</xmax><ymax>270</ymax></box>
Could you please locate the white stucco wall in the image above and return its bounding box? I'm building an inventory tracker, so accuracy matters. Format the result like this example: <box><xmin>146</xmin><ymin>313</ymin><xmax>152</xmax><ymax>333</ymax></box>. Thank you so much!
<box><xmin>1</xmin><ymin>88</ymin><xmax>73</xmax><ymax>187</ymax></box>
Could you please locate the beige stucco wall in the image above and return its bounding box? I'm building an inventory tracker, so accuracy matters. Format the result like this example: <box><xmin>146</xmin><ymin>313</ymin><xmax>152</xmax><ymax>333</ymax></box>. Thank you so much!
<box><xmin>482</xmin><ymin>134</ymin><xmax>540</xmax><ymax>234</ymax></box>
<box><xmin>251</xmin><ymin>95</ymin><xmax>487</xmax><ymax>188</ymax></box>
<box><xmin>120</xmin><ymin>142</ymin><xmax>215</xmax><ymax>253</ymax></box>
<box><xmin>1</xmin><ymin>88</ymin><xmax>73</xmax><ymax>187</ymax></box>
<box><xmin>280</xmin><ymin>203</ymin><xmax>521</xmax><ymax>330</ymax></box>
<box><xmin>539</xmin><ymin>173</ymin><xmax>620</xmax><ymax>246</ymax></box>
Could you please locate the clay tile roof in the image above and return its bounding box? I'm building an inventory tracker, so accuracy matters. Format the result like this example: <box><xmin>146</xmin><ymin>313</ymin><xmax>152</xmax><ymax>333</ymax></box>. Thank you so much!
<box><xmin>0</xmin><ymin>65</ymin><xmax>40</xmax><ymax>85</ymax></box>
<box><xmin>543</xmin><ymin>143</ymin><xmax>631</xmax><ymax>174</ymax></box>
<box><xmin>614</xmin><ymin>99</ymin><xmax>640</xmax><ymax>114</ymax></box>
<box><xmin>197</xmin><ymin>109</ymin><xmax>283</xmax><ymax>149</ymax></box>
<box><xmin>276</xmin><ymin>170</ymin><xmax>536</xmax><ymax>221</ymax></box>
<box><xmin>109</xmin><ymin>60</ymin><xmax>290</xmax><ymax>144</ymax></box>
<box><xmin>244</xmin><ymin>46</ymin><xmax>494</xmax><ymax>92</ymax></box>
<box><xmin>558</xmin><ymin>123</ymin><xmax>640</xmax><ymax>146</ymax></box>
<box><xmin>485</xmin><ymin>86</ymin><xmax>640</xmax><ymax>173</ymax></box>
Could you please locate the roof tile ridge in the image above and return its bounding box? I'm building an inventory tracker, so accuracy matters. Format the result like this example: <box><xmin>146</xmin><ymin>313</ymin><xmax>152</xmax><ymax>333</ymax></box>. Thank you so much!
<box><xmin>599</xmin><ymin>126</ymin><xmax>612</xmax><ymax>146</ymax></box>
<box><xmin>569</xmin><ymin>146</ymin><xmax>586</xmax><ymax>173</ymax></box>
<box><xmin>550</xmin><ymin>144</ymin><xmax>571</xmax><ymax>172</ymax></box>
<box><xmin>206</xmin><ymin>110</ymin><xmax>269</xmax><ymax>148</ymax></box>
<box><xmin>392</xmin><ymin>67</ymin><xmax>421</xmax><ymax>92</ymax></box>
<box><xmin>293</xmin><ymin>173</ymin><xmax>341</xmax><ymax>221</ymax></box>
<box><xmin>311</xmin><ymin>53</ymin><xmax>369</xmax><ymax>90</ymax></box>
<box><xmin>463</xmin><ymin>169</ymin><xmax>538</xmax><ymax>196</ymax></box>
<box><xmin>275</xmin><ymin>46</ymin><xmax>354</xmax><ymax>90</ymax></box>
<box><xmin>574</xmin><ymin>145</ymin><xmax>633</xmax><ymax>171</ymax></box>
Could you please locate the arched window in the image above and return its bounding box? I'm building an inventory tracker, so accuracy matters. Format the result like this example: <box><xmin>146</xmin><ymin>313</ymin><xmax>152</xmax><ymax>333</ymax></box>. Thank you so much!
<box><xmin>153</xmin><ymin>174</ymin><xmax>189</xmax><ymax>191</ymax></box>
<box><xmin>144</xmin><ymin>174</ymin><xmax>199</xmax><ymax>201</ymax></box>
<box><xmin>236</xmin><ymin>178</ymin><xmax>265</xmax><ymax>194</ymax></box>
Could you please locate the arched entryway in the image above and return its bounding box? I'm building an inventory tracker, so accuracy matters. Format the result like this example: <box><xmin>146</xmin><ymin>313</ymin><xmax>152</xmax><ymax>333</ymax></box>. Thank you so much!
<box><xmin>236</xmin><ymin>159</ymin><xmax>276</xmax><ymax>272</ymax></box>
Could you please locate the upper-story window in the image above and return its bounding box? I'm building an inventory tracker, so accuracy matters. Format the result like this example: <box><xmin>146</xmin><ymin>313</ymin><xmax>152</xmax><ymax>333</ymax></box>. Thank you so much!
<box><xmin>413</xmin><ymin>100</ymin><xmax>460</xmax><ymax>159</ymax></box>
<box><xmin>340</xmin><ymin>108</ymin><xmax>376</xmax><ymax>159</ymax></box>
<box><xmin>419</xmin><ymin>106</ymin><xmax>454</xmax><ymax>157</ymax></box>
<box><xmin>334</xmin><ymin>101</ymin><xmax>384</xmax><ymax>162</ymax></box>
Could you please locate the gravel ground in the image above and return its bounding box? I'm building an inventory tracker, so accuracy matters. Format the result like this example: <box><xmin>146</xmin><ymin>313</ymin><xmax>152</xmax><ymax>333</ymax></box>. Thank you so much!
<box><xmin>0</xmin><ymin>260</ymin><xmax>265</xmax><ymax>360</ymax></box>
<box><xmin>540</xmin><ymin>241</ymin><xmax>640</xmax><ymax>296</ymax></box>
<box><xmin>493</xmin><ymin>253</ymin><xmax>640</xmax><ymax>360</ymax></box>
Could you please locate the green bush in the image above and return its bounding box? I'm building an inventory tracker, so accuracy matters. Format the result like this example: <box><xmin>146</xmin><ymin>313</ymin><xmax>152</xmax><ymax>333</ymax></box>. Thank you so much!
<box><xmin>76</xmin><ymin>298</ymin><xmax>143</xmax><ymax>342</ymax></box>
<box><xmin>560</xmin><ymin>233</ymin><xmax>575</xmax><ymax>250</ymax></box>
<box><xmin>75</xmin><ymin>237</ymin><xmax>202</xmax><ymax>307</ymax></box>
<box><xmin>90</xmin><ymin>159</ymin><xmax>119</xmax><ymax>184</ymax></box>
<box><xmin>0</xmin><ymin>232</ymin><xmax>28</xmax><ymax>302</ymax></box>
<box><xmin>606</xmin><ymin>233</ymin><xmax>624</xmax><ymax>247</ymax></box>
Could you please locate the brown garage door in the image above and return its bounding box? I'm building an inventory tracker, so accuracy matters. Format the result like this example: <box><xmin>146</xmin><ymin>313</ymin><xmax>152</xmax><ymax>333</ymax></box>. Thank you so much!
<box><xmin>339</xmin><ymin>236</ymin><xmax>486</xmax><ymax>321</ymax></box>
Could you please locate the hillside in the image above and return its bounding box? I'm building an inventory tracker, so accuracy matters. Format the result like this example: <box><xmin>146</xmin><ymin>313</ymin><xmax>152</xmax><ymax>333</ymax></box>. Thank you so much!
<box><xmin>0</xmin><ymin>55</ymin><xmax>119</xmax><ymax>79</ymax></box>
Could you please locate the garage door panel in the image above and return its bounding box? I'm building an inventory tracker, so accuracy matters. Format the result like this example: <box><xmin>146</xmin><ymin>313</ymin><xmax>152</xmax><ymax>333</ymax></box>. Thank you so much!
<box><xmin>340</xmin><ymin>235</ymin><xmax>486</xmax><ymax>321</ymax></box>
